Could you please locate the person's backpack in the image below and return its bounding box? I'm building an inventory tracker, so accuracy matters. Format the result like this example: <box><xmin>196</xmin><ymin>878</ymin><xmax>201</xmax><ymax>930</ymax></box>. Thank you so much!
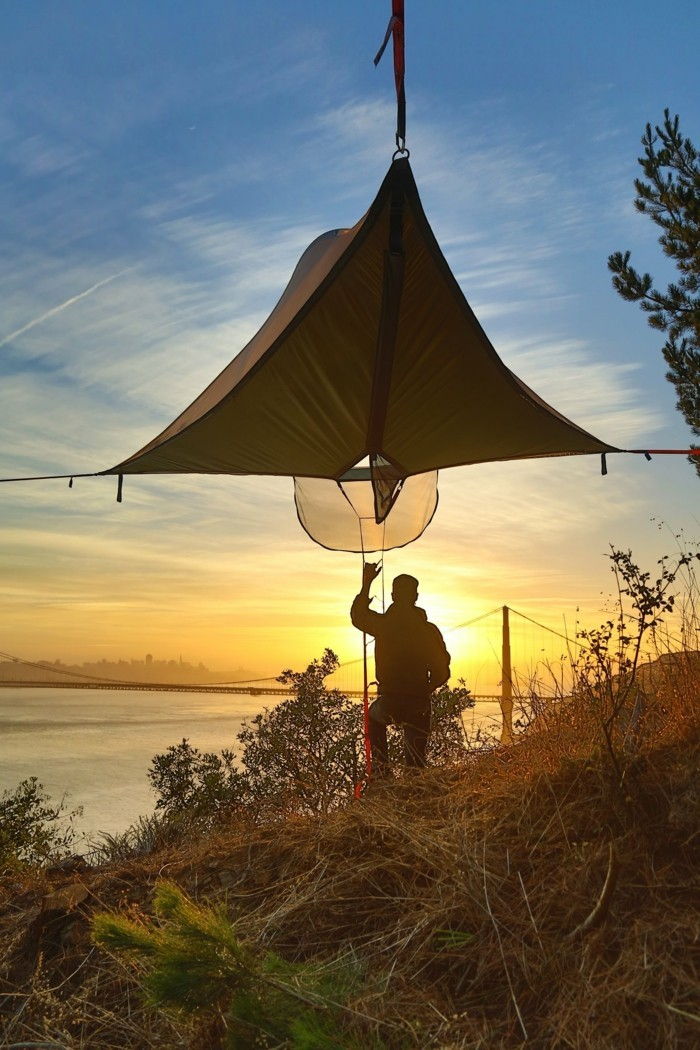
<box><xmin>425</xmin><ymin>622</ymin><xmax>451</xmax><ymax>688</ymax></box>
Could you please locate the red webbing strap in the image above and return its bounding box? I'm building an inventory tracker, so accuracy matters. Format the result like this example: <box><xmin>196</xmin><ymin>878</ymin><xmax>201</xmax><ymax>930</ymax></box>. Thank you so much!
<box><xmin>392</xmin><ymin>0</ymin><xmax>406</xmax><ymax>147</ymax></box>
<box><xmin>374</xmin><ymin>0</ymin><xmax>406</xmax><ymax>150</ymax></box>
<box><xmin>362</xmin><ymin>631</ymin><xmax>372</xmax><ymax>773</ymax></box>
<box><xmin>353</xmin><ymin>631</ymin><xmax>373</xmax><ymax>799</ymax></box>
<box><xmin>353</xmin><ymin>544</ymin><xmax>374</xmax><ymax>799</ymax></box>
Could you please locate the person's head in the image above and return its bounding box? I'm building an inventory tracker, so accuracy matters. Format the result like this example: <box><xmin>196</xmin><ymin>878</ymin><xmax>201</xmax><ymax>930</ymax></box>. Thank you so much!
<box><xmin>392</xmin><ymin>573</ymin><xmax>419</xmax><ymax>606</ymax></box>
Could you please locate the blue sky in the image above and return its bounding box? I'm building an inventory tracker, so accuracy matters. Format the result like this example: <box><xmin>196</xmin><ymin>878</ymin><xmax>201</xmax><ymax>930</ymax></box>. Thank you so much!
<box><xmin>1</xmin><ymin>1</ymin><xmax>699</xmax><ymax>677</ymax></box>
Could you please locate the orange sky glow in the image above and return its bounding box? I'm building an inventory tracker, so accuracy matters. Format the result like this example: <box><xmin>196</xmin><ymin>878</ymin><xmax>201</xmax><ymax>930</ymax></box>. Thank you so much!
<box><xmin>3</xmin><ymin>462</ymin><xmax>695</xmax><ymax>698</ymax></box>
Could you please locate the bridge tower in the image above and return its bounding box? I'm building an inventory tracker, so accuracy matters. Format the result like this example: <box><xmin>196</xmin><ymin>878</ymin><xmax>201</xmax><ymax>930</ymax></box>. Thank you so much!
<box><xmin>500</xmin><ymin>605</ymin><xmax>514</xmax><ymax>744</ymax></box>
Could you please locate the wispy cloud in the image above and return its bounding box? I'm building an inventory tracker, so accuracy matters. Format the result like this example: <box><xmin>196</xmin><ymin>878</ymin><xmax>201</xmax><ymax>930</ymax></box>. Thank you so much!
<box><xmin>9</xmin><ymin>133</ymin><xmax>86</xmax><ymax>178</ymax></box>
<box><xmin>0</xmin><ymin>268</ymin><xmax>133</xmax><ymax>351</ymax></box>
<box><xmin>498</xmin><ymin>338</ymin><xmax>663</xmax><ymax>442</ymax></box>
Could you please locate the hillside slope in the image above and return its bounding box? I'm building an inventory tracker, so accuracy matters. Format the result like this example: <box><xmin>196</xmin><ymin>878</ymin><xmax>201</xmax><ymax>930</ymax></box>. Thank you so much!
<box><xmin>1</xmin><ymin>704</ymin><xmax>698</xmax><ymax>1049</ymax></box>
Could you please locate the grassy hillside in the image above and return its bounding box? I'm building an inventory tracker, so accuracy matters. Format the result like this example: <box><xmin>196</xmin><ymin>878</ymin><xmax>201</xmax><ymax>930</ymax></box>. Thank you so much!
<box><xmin>1</xmin><ymin>687</ymin><xmax>698</xmax><ymax>1049</ymax></box>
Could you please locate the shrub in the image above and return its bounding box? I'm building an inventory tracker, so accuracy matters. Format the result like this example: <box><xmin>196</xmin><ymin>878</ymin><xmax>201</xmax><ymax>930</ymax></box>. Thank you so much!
<box><xmin>0</xmin><ymin>776</ymin><xmax>81</xmax><ymax>868</ymax></box>
<box><xmin>148</xmin><ymin>650</ymin><xmax>475</xmax><ymax>822</ymax></box>
<box><xmin>147</xmin><ymin>739</ymin><xmax>248</xmax><ymax>828</ymax></box>
<box><xmin>573</xmin><ymin>544</ymin><xmax>700</xmax><ymax>783</ymax></box>
<box><xmin>427</xmin><ymin>681</ymin><xmax>475</xmax><ymax>763</ymax></box>
<box><xmin>237</xmin><ymin>649</ymin><xmax>364</xmax><ymax>814</ymax></box>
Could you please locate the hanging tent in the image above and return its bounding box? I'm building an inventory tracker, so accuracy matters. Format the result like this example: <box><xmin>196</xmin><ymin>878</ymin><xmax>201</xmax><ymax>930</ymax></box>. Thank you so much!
<box><xmin>106</xmin><ymin>156</ymin><xmax>617</xmax><ymax>534</ymax></box>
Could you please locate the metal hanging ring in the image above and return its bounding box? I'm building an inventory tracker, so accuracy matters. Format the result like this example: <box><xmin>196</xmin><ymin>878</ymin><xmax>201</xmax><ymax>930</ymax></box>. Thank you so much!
<box><xmin>392</xmin><ymin>145</ymin><xmax>410</xmax><ymax>160</ymax></box>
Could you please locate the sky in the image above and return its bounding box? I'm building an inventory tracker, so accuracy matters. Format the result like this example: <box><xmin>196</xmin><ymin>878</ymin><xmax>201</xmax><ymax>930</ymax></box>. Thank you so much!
<box><xmin>1</xmin><ymin>0</ymin><xmax>699</xmax><ymax>685</ymax></box>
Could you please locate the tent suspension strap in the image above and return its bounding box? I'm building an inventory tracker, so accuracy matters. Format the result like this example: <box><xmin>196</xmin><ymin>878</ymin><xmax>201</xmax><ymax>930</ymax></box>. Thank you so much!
<box><xmin>374</xmin><ymin>0</ymin><xmax>407</xmax><ymax>154</ymax></box>
<box><xmin>626</xmin><ymin>448</ymin><xmax>700</xmax><ymax>455</ymax></box>
<box><xmin>0</xmin><ymin>471</ymin><xmax>101</xmax><ymax>484</ymax></box>
<box><xmin>366</xmin><ymin>181</ymin><xmax>405</xmax><ymax>461</ymax></box>
<box><xmin>366</xmin><ymin>168</ymin><xmax>407</xmax><ymax>528</ymax></box>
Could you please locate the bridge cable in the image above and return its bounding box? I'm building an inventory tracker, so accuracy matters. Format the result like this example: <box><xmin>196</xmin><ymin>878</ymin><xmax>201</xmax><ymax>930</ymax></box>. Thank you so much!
<box><xmin>507</xmin><ymin>607</ymin><xmax>579</xmax><ymax>646</ymax></box>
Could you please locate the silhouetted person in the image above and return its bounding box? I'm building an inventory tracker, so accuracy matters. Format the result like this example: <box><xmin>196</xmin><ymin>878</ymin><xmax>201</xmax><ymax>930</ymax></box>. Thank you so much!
<box><xmin>351</xmin><ymin>562</ymin><xmax>450</xmax><ymax>776</ymax></box>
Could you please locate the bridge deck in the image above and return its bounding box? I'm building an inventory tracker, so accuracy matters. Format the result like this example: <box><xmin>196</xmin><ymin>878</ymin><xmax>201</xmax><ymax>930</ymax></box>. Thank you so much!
<box><xmin>0</xmin><ymin>680</ymin><xmax>502</xmax><ymax>702</ymax></box>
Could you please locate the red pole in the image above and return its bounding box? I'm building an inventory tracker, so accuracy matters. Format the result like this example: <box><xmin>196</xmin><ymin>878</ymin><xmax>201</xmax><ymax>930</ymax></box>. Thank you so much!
<box><xmin>362</xmin><ymin>631</ymin><xmax>372</xmax><ymax>774</ymax></box>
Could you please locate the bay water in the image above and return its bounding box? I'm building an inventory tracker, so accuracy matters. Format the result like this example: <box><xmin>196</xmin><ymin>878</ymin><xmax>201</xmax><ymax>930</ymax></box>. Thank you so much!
<box><xmin>0</xmin><ymin>687</ymin><xmax>501</xmax><ymax>843</ymax></box>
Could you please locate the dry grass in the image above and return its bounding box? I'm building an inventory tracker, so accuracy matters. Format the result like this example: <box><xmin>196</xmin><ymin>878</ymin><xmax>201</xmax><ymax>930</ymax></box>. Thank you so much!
<box><xmin>1</xmin><ymin>676</ymin><xmax>699</xmax><ymax>1049</ymax></box>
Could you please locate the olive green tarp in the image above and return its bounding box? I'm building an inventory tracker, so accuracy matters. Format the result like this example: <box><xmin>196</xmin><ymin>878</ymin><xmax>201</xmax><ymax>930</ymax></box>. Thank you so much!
<box><xmin>108</xmin><ymin>158</ymin><xmax>616</xmax><ymax>485</ymax></box>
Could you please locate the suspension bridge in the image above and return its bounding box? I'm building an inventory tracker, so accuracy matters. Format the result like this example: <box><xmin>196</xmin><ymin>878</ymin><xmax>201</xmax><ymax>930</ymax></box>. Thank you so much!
<box><xmin>0</xmin><ymin>606</ymin><xmax>580</xmax><ymax>741</ymax></box>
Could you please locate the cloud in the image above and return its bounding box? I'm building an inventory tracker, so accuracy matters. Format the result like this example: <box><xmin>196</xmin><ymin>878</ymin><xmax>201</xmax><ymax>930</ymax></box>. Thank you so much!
<box><xmin>9</xmin><ymin>133</ymin><xmax>86</xmax><ymax>178</ymax></box>
<box><xmin>498</xmin><ymin>338</ymin><xmax>663</xmax><ymax>442</ymax></box>
<box><xmin>0</xmin><ymin>268</ymin><xmax>133</xmax><ymax>351</ymax></box>
<box><xmin>155</xmin><ymin>213</ymin><xmax>320</xmax><ymax>311</ymax></box>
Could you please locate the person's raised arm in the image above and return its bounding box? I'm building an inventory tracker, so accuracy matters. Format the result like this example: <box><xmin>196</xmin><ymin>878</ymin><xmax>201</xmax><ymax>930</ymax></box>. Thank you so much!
<box><xmin>350</xmin><ymin>561</ymin><xmax>383</xmax><ymax>635</ymax></box>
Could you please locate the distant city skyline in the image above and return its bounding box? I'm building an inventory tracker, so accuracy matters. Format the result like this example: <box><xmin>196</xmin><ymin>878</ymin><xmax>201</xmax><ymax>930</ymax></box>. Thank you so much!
<box><xmin>0</xmin><ymin>649</ymin><xmax>257</xmax><ymax>686</ymax></box>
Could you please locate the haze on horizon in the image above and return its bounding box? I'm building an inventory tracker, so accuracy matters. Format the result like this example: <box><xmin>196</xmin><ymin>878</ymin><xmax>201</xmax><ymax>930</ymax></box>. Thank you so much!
<box><xmin>1</xmin><ymin>2</ymin><xmax>698</xmax><ymax>681</ymax></box>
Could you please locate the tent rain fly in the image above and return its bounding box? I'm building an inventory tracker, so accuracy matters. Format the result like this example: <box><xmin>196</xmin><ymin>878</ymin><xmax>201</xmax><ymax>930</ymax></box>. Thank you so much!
<box><xmin>106</xmin><ymin>157</ymin><xmax>617</xmax><ymax>540</ymax></box>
